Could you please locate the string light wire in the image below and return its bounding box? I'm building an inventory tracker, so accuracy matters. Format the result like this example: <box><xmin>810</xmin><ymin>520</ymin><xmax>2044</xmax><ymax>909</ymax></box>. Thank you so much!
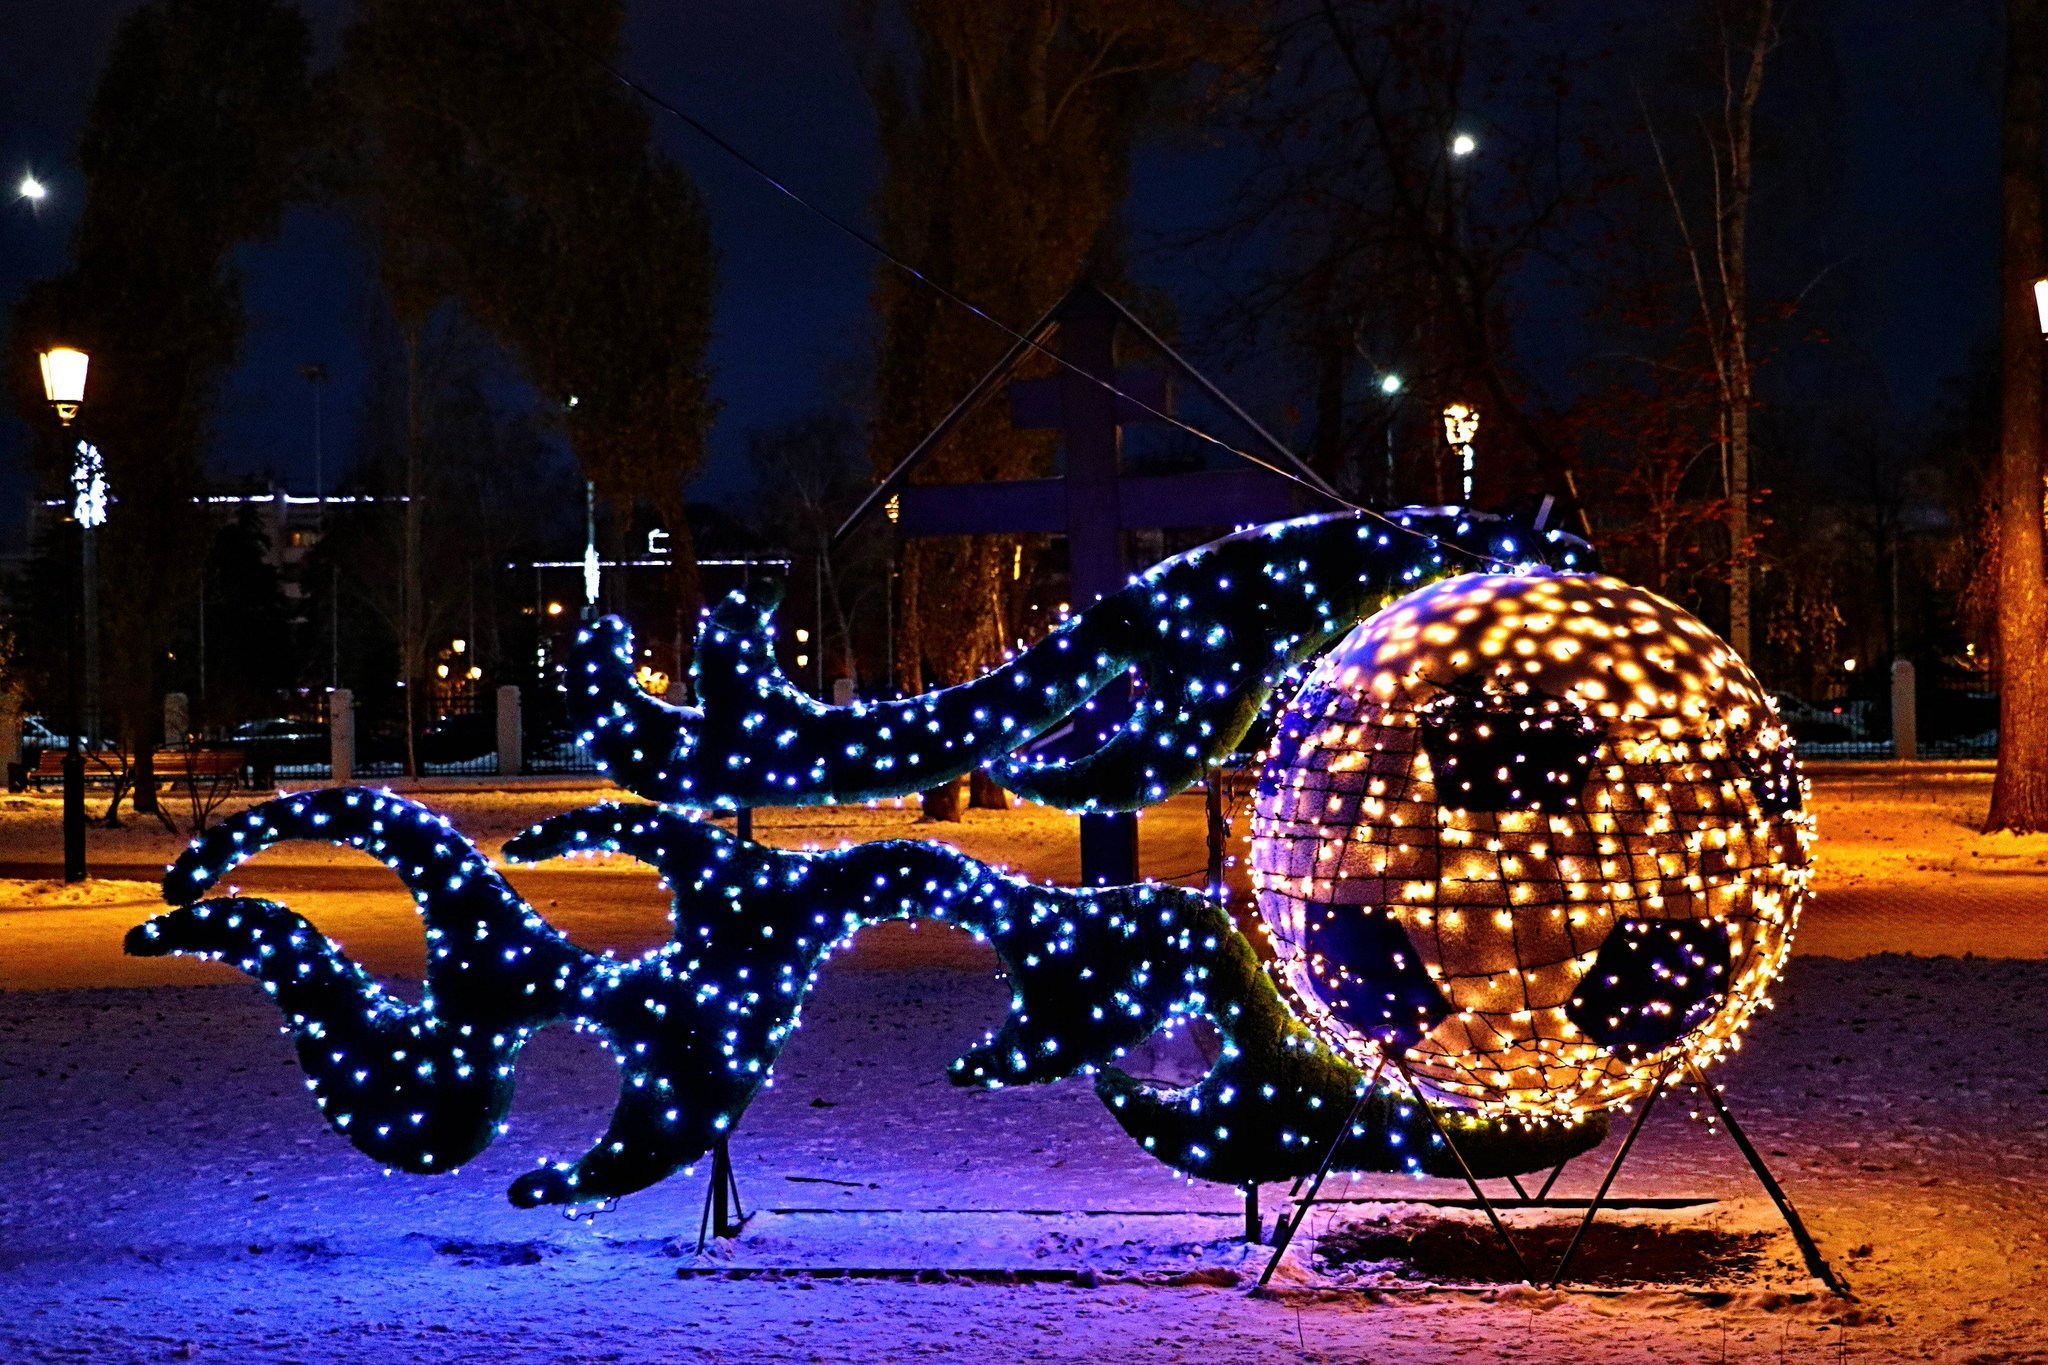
<box><xmin>531</xmin><ymin>15</ymin><xmax>1516</xmax><ymax>572</ymax></box>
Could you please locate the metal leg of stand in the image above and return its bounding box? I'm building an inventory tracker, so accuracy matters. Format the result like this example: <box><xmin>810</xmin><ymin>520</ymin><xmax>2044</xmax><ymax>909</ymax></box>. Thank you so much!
<box><xmin>1256</xmin><ymin>1064</ymin><xmax>1382</xmax><ymax>1289</ymax></box>
<box><xmin>1534</xmin><ymin>1156</ymin><xmax>1570</xmax><ymax>1202</ymax></box>
<box><xmin>1547</xmin><ymin>1070</ymin><xmax>1672</xmax><ymax>1288</ymax></box>
<box><xmin>1242</xmin><ymin>1184</ymin><xmax>1261</xmax><ymax>1245</ymax></box>
<box><xmin>696</xmin><ymin>1137</ymin><xmax>749</xmax><ymax>1252</ymax></box>
<box><xmin>1505</xmin><ymin>1173</ymin><xmax>1531</xmax><ymax>1200</ymax></box>
<box><xmin>1688</xmin><ymin>1069</ymin><xmax>1852</xmax><ymax>1299</ymax></box>
<box><xmin>1388</xmin><ymin>1056</ymin><xmax>1536</xmax><ymax>1285</ymax></box>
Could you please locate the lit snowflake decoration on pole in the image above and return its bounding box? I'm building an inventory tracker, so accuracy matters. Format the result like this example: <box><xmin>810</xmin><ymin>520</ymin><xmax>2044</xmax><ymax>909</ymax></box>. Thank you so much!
<box><xmin>71</xmin><ymin>439</ymin><xmax>108</xmax><ymax>529</ymax></box>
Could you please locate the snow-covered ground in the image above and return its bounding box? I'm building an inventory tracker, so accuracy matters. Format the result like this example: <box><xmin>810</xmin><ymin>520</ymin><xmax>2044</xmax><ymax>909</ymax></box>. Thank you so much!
<box><xmin>2</xmin><ymin>769</ymin><xmax>2045</xmax><ymax>1361</ymax></box>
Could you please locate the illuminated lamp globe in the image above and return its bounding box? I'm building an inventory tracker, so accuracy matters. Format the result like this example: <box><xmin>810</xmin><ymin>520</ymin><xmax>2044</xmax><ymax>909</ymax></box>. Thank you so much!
<box><xmin>40</xmin><ymin>346</ymin><xmax>89</xmax><ymax>425</ymax></box>
<box><xmin>1249</xmin><ymin>572</ymin><xmax>1811</xmax><ymax>1118</ymax></box>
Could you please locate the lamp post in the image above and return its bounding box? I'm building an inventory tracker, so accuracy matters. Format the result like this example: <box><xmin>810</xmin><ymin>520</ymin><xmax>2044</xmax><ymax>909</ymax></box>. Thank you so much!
<box><xmin>1378</xmin><ymin>372</ymin><xmax>1404</xmax><ymax>503</ymax></box>
<box><xmin>39</xmin><ymin>346</ymin><xmax>90</xmax><ymax>882</ymax></box>
<box><xmin>302</xmin><ymin>363</ymin><xmax>337</xmax><ymax>689</ymax></box>
<box><xmin>1443</xmin><ymin>402</ymin><xmax>1480</xmax><ymax>505</ymax></box>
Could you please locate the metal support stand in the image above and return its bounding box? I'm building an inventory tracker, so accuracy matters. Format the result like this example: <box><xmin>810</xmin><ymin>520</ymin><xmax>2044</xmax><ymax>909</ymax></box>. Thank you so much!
<box><xmin>1689</xmin><ymin>1068</ymin><xmax>1851</xmax><ymax>1298</ymax></box>
<box><xmin>1255</xmin><ymin>1064</ymin><xmax>1380</xmax><ymax>1287</ymax></box>
<box><xmin>1383</xmin><ymin>1054</ymin><xmax>1535</xmax><ymax>1284</ymax></box>
<box><xmin>1255</xmin><ymin>1059</ymin><xmax>1851</xmax><ymax>1297</ymax></box>
<box><xmin>1242</xmin><ymin>1184</ymin><xmax>1261</xmax><ymax>1244</ymax></box>
<box><xmin>1204</xmin><ymin>771</ymin><xmax>1227</xmax><ymax>893</ymax></box>
<box><xmin>1547</xmin><ymin>1068</ymin><xmax>1675</xmax><ymax>1287</ymax></box>
<box><xmin>696</xmin><ymin>1138</ymin><xmax>751</xmax><ymax>1251</ymax></box>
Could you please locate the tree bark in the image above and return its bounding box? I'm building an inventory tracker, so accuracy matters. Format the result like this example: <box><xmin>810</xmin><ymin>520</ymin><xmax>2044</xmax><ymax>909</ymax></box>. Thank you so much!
<box><xmin>1721</xmin><ymin>0</ymin><xmax>1771</xmax><ymax>660</ymax></box>
<box><xmin>401</xmin><ymin>320</ymin><xmax>423</xmax><ymax>779</ymax></box>
<box><xmin>1989</xmin><ymin>0</ymin><xmax>2048</xmax><ymax>833</ymax></box>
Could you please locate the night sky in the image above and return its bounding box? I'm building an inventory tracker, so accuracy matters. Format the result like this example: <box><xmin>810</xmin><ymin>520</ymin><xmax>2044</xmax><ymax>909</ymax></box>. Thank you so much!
<box><xmin>0</xmin><ymin>0</ymin><xmax>2006</xmax><ymax>553</ymax></box>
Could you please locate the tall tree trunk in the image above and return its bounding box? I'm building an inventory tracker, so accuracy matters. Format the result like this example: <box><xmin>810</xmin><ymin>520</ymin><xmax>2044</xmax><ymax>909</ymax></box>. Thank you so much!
<box><xmin>1722</xmin><ymin>0</ymin><xmax>1771</xmax><ymax>659</ymax></box>
<box><xmin>1641</xmin><ymin>1</ymin><xmax>1773</xmax><ymax>656</ymax></box>
<box><xmin>401</xmin><ymin>321</ymin><xmax>423</xmax><ymax>779</ymax></box>
<box><xmin>1308</xmin><ymin>319</ymin><xmax>1349</xmax><ymax>489</ymax></box>
<box><xmin>1990</xmin><ymin>0</ymin><xmax>2048</xmax><ymax>832</ymax></box>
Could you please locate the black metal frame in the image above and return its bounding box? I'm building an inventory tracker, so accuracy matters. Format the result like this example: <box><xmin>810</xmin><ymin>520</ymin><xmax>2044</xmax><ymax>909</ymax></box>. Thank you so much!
<box><xmin>696</xmin><ymin>1137</ymin><xmax>751</xmax><ymax>1251</ymax></box>
<box><xmin>1254</xmin><ymin>1059</ymin><xmax>1851</xmax><ymax>1298</ymax></box>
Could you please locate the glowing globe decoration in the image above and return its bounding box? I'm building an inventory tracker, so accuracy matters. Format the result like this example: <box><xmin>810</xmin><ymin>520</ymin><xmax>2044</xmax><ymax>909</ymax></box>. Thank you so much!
<box><xmin>1250</xmin><ymin>572</ymin><xmax>1812</xmax><ymax>1118</ymax></box>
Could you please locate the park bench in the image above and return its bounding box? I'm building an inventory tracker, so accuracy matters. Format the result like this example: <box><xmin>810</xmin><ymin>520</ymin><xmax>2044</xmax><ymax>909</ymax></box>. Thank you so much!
<box><xmin>27</xmin><ymin>748</ymin><xmax>118</xmax><ymax>790</ymax></box>
<box><xmin>151</xmin><ymin>748</ymin><xmax>244</xmax><ymax>791</ymax></box>
<box><xmin>27</xmin><ymin>747</ymin><xmax>240</xmax><ymax>792</ymax></box>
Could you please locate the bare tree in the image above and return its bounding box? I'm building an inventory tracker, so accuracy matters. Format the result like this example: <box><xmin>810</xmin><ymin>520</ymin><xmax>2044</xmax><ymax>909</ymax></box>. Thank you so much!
<box><xmin>1989</xmin><ymin>0</ymin><xmax>2048</xmax><ymax>832</ymax></box>
<box><xmin>861</xmin><ymin>0</ymin><xmax>1252</xmax><ymax>819</ymax></box>
<box><xmin>1638</xmin><ymin>0</ymin><xmax>1778</xmax><ymax>658</ymax></box>
<box><xmin>1202</xmin><ymin>0</ymin><xmax>1601</xmax><ymax>504</ymax></box>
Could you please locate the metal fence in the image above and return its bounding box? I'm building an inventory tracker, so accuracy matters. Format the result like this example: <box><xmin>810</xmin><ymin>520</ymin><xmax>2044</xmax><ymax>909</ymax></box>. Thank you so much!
<box><xmin>526</xmin><ymin>728</ymin><xmax>602</xmax><ymax>775</ymax></box>
<box><xmin>350</xmin><ymin>689</ymin><xmax>498</xmax><ymax>778</ymax></box>
<box><xmin>1801</xmin><ymin>735</ymin><xmax>1998</xmax><ymax>761</ymax></box>
<box><xmin>1780</xmin><ymin>680</ymin><xmax>1997</xmax><ymax>761</ymax></box>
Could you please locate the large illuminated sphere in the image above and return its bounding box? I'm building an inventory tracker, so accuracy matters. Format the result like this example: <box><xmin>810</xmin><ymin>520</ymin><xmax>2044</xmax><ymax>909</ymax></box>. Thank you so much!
<box><xmin>1250</xmin><ymin>573</ymin><xmax>1811</xmax><ymax>1116</ymax></box>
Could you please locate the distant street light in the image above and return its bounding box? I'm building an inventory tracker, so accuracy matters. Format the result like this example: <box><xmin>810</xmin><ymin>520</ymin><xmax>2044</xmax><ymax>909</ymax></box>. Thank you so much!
<box><xmin>1443</xmin><ymin>402</ymin><xmax>1481</xmax><ymax>505</ymax></box>
<box><xmin>1450</xmin><ymin>133</ymin><xmax>1478</xmax><ymax>157</ymax></box>
<box><xmin>39</xmin><ymin>346</ymin><xmax>89</xmax><ymax>425</ymax></box>
<box><xmin>38</xmin><ymin>345</ymin><xmax>92</xmax><ymax>883</ymax></box>
<box><xmin>2033</xmin><ymin>276</ymin><xmax>2048</xmax><ymax>334</ymax></box>
<box><xmin>18</xmin><ymin>172</ymin><xmax>47</xmax><ymax>202</ymax></box>
<box><xmin>1378</xmin><ymin>372</ymin><xmax>1404</xmax><ymax>395</ymax></box>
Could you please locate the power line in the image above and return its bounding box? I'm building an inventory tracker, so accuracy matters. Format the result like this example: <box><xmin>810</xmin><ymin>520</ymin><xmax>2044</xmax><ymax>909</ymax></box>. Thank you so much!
<box><xmin>532</xmin><ymin>15</ymin><xmax>1513</xmax><ymax>572</ymax></box>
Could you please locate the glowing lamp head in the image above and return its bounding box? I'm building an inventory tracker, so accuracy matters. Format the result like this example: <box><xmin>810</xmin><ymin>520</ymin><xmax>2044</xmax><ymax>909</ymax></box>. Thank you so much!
<box><xmin>1249</xmin><ymin>572</ymin><xmax>1811</xmax><ymax>1118</ymax></box>
<box><xmin>1442</xmin><ymin>402</ymin><xmax>1479</xmax><ymax>450</ymax></box>
<box><xmin>39</xmin><ymin>346</ymin><xmax>89</xmax><ymax>425</ymax></box>
<box><xmin>1451</xmin><ymin>133</ymin><xmax>1478</xmax><ymax>157</ymax></box>
<box><xmin>2034</xmin><ymin>276</ymin><xmax>2048</xmax><ymax>336</ymax></box>
<box><xmin>18</xmin><ymin>172</ymin><xmax>47</xmax><ymax>202</ymax></box>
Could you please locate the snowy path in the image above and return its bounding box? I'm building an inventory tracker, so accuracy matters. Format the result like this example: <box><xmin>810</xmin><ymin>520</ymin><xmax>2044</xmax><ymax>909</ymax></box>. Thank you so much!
<box><xmin>5</xmin><ymin>772</ymin><xmax>2048</xmax><ymax>987</ymax></box>
<box><xmin>4</xmin><ymin>948</ymin><xmax>2046</xmax><ymax>1361</ymax></box>
<box><xmin>2</xmin><ymin>772</ymin><xmax>2046</xmax><ymax>1360</ymax></box>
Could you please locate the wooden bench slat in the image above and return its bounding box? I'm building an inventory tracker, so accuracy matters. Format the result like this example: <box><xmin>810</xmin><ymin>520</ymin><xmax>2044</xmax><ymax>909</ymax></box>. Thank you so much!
<box><xmin>27</xmin><ymin>747</ymin><xmax>242</xmax><ymax>789</ymax></box>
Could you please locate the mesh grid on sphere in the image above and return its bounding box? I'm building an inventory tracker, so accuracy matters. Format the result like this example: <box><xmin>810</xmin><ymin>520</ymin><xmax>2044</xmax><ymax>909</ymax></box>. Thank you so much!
<box><xmin>1249</xmin><ymin>572</ymin><xmax>1812</xmax><ymax>1117</ymax></box>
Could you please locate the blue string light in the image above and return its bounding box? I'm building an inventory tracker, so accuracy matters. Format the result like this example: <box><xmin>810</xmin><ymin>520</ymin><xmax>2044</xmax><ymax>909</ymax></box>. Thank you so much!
<box><xmin>569</xmin><ymin>509</ymin><xmax>1588</xmax><ymax>813</ymax></box>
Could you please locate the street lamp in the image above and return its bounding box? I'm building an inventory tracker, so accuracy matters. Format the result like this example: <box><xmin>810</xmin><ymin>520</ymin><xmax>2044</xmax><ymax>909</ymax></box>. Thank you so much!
<box><xmin>2033</xmin><ymin>276</ymin><xmax>2048</xmax><ymax>335</ymax></box>
<box><xmin>39</xmin><ymin>346</ymin><xmax>92</xmax><ymax>882</ymax></box>
<box><xmin>1443</xmin><ymin>402</ymin><xmax>1480</xmax><ymax>505</ymax></box>
<box><xmin>40</xmin><ymin>346</ymin><xmax>88</xmax><ymax>425</ymax></box>
<box><xmin>1450</xmin><ymin>133</ymin><xmax>1478</xmax><ymax>158</ymax></box>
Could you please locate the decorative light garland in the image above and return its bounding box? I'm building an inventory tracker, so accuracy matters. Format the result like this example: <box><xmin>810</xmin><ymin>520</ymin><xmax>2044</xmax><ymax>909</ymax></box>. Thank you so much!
<box><xmin>130</xmin><ymin>782</ymin><xmax>1604</xmax><ymax>1205</ymax></box>
<box><xmin>126</xmin><ymin>515</ymin><xmax>1648</xmax><ymax>1211</ymax></box>
<box><xmin>1250</xmin><ymin>573</ymin><xmax>1813</xmax><ymax>1118</ymax></box>
<box><xmin>567</xmin><ymin>510</ymin><xmax>1589</xmax><ymax>813</ymax></box>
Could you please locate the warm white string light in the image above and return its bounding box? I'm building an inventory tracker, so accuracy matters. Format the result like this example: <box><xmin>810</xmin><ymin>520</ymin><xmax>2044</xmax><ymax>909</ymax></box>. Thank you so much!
<box><xmin>1251</xmin><ymin>573</ymin><xmax>1812</xmax><ymax>1120</ymax></box>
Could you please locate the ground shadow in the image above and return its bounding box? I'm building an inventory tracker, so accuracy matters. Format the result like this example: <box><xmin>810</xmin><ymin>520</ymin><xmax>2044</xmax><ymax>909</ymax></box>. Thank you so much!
<box><xmin>1314</xmin><ymin>1215</ymin><xmax>1771</xmax><ymax>1287</ymax></box>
